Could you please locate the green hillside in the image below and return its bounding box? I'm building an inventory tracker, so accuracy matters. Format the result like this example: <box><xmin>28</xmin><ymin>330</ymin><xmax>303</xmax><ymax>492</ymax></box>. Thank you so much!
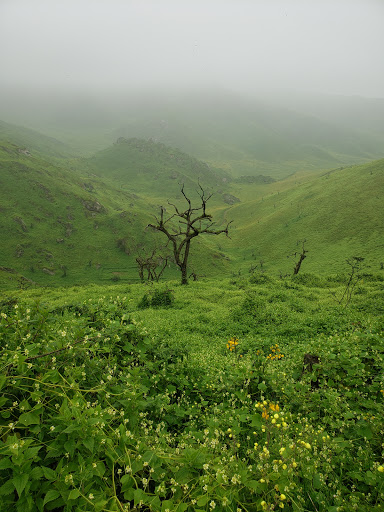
<box><xmin>0</xmin><ymin>141</ymin><xmax>153</xmax><ymax>287</ymax></box>
<box><xmin>225</xmin><ymin>160</ymin><xmax>384</xmax><ymax>275</ymax></box>
<box><xmin>0</xmin><ymin>120</ymin><xmax>72</xmax><ymax>160</ymax></box>
<box><xmin>112</xmin><ymin>92</ymin><xmax>384</xmax><ymax>178</ymax></box>
<box><xmin>0</xmin><ymin>136</ymin><xmax>233</xmax><ymax>288</ymax></box>
<box><xmin>1</xmin><ymin>118</ymin><xmax>383</xmax><ymax>289</ymax></box>
<box><xmin>79</xmin><ymin>137</ymin><xmax>230</xmax><ymax>199</ymax></box>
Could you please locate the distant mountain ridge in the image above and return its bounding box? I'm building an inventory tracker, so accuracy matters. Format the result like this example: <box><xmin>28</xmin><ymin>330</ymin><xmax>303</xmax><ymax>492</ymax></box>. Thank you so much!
<box><xmin>0</xmin><ymin>87</ymin><xmax>384</xmax><ymax>177</ymax></box>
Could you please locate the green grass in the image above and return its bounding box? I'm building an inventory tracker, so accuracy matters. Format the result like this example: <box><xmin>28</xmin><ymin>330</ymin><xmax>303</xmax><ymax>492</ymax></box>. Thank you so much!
<box><xmin>1</xmin><ymin>120</ymin><xmax>384</xmax><ymax>288</ymax></box>
<box><xmin>1</xmin><ymin>274</ymin><xmax>383</xmax><ymax>511</ymax></box>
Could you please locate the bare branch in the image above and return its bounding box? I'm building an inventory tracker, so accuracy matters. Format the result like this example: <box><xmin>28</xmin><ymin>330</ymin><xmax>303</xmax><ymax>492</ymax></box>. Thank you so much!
<box><xmin>147</xmin><ymin>185</ymin><xmax>231</xmax><ymax>284</ymax></box>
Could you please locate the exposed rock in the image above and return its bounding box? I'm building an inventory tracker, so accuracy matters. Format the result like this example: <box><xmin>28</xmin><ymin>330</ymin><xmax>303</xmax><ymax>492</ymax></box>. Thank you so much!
<box><xmin>35</xmin><ymin>182</ymin><xmax>54</xmax><ymax>202</ymax></box>
<box><xmin>18</xmin><ymin>148</ymin><xmax>31</xmax><ymax>156</ymax></box>
<box><xmin>222</xmin><ymin>193</ymin><xmax>241</xmax><ymax>205</ymax></box>
<box><xmin>15</xmin><ymin>246</ymin><xmax>24</xmax><ymax>258</ymax></box>
<box><xmin>13</xmin><ymin>216</ymin><xmax>28</xmax><ymax>232</ymax></box>
<box><xmin>0</xmin><ymin>266</ymin><xmax>16</xmax><ymax>273</ymax></box>
<box><xmin>235</xmin><ymin>175</ymin><xmax>275</xmax><ymax>184</ymax></box>
<box><xmin>82</xmin><ymin>199</ymin><xmax>106</xmax><ymax>214</ymax></box>
<box><xmin>82</xmin><ymin>182</ymin><xmax>94</xmax><ymax>192</ymax></box>
<box><xmin>42</xmin><ymin>268</ymin><xmax>55</xmax><ymax>275</ymax></box>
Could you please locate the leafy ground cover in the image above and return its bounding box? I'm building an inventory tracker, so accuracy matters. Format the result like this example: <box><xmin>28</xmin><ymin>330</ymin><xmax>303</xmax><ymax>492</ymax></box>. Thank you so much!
<box><xmin>1</xmin><ymin>274</ymin><xmax>383</xmax><ymax>511</ymax></box>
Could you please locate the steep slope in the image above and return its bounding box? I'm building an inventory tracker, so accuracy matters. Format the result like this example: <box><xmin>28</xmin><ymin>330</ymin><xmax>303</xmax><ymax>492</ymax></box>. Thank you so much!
<box><xmin>0</xmin><ymin>141</ymin><xmax>158</xmax><ymax>286</ymax></box>
<box><xmin>224</xmin><ymin>159</ymin><xmax>384</xmax><ymax>274</ymax></box>
<box><xmin>0</xmin><ymin>120</ymin><xmax>72</xmax><ymax>159</ymax></box>
<box><xmin>0</xmin><ymin>137</ymin><xmax>233</xmax><ymax>287</ymax></box>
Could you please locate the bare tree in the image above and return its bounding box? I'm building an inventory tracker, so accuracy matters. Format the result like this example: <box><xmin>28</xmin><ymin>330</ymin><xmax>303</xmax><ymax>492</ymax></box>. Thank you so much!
<box><xmin>293</xmin><ymin>239</ymin><xmax>308</xmax><ymax>275</ymax></box>
<box><xmin>335</xmin><ymin>256</ymin><xmax>365</xmax><ymax>307</ymax></box>
<box><xmin>148</xmin><ymin>184</ymin><xmax>231</xmax><ymax>285</ymax></box>
<box><xmin>135</xmin><ymin>247</ymin><xmax>168</xmax><ymax>282</ymax></box>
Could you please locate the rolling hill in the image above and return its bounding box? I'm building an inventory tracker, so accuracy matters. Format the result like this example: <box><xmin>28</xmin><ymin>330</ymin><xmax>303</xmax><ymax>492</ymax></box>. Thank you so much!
<box><xmin>0</xmin><ymin>119</ymin><xmax>72</xmax><ymax>160</ymax></box>
<box><xmin>225</xmin><ymin>159</ymin><xmax>384</xmax><ymax>275</ymax></box>
<box><xmin>1</xmin><ymin>118</ymin><xmax>383</xmax><ymax>288</ymax></box>
<box><xmin>77</xmin><ymin>137</ymin><xmax>231</xmax><ymax>199</ymax></box>
<box><xmin>0</xmin><ymin>133</ymin><xmax>234</xmax><ymax>288</ymax></box>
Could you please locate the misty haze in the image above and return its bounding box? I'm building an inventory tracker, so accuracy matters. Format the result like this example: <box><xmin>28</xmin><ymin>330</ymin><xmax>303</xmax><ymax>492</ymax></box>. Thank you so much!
<box><xmin>1</xmin><ymin>2</ymin><xmax>384</xmax><ymax>511</ymax></box>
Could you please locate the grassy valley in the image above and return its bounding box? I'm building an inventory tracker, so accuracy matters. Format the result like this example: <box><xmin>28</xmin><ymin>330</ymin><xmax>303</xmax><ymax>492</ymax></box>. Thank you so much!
<box><xmin>0</xmin><ymin>120</ymin><xmax>383</xmax><ymax>288</ymax></box>
<box><xmin>226</xmin><ymin>159</ymin><xmax>384</xmax><ymax>275</ymax></box>
<box><xmin>1</xmin><ymin>100</ymin><xmax>384</xmax><ymax>511</ymax></box>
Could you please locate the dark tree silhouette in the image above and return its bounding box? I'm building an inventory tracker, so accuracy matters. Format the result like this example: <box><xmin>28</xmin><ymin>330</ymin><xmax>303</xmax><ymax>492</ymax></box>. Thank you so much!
<box><xmin>135</xmin><ymin>247</ymin><xmax>168</xmax><ymax>282</ymax></box>
<box><xmin>148</xmin><ymin>184</ymin><xmax>231</xmax><ymax>285</ymax></box>
<box><xmin>293</xmin><ymin>239</ymin><xmax>308</xmax><ymax>275</ymax></box>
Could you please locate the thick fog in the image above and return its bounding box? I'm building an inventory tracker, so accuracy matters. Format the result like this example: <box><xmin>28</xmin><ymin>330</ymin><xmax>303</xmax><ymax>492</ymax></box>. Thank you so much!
<box><xmin>1</xmin><ymin>0</ymin><xmax>384</xmax><ymax>99</ymax></box>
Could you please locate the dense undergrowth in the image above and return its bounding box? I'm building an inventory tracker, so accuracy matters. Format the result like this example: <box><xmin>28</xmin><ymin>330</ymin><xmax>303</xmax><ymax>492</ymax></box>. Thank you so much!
<box><xmin>0</xmin><ymin>273</ymin><xmax>383</xmax><ymax>511</ymax></box>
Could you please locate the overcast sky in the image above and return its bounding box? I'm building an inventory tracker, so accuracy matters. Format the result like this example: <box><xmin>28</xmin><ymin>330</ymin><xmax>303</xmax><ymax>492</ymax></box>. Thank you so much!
<box><xmin>1</xmin><ymin>0</ymin><xmax>384</xmax><ymax>98</ymax></box>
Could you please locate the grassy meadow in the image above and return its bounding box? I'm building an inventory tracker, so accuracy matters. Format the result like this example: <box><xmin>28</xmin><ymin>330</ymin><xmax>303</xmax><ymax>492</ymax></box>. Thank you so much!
<box><xmin>1</xmin><ymin>272</ymin><xmax>384</xmax><ymax>511</ymax></box>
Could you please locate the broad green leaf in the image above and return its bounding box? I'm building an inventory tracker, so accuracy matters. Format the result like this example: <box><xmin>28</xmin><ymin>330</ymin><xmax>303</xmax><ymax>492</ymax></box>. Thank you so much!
<box><xmin>0</xmin><ymin>479</ymin><xmax>15</xmax><ymax>496</ymax></box>
<box><xmin>247</xmin><ymin>479</ymin><xmax>262</xmax><ymax>492</ymax></box>
<box><xmin>64</xmin><ymin>438</ymin><xmax>76</xmax><ymax>457</ymax></box>
<box><xmin>313</xmin><ymin>473</ymin><xmax>322</xmax><ymax>489</ymax></box>
<box><xmin>62</xmin><ymin>424</ymin><xmax>79</xmax><ymax>434</ymax></box>
<box><xmin>24</xmin><ymin>446</ymin><xmax>42</xmax><ymax>459</ymax></box>
<box><xmin>83</xmin><ymin>437</ymin><xmax>94</xmax><ymax>453</ymax></box>
<box><xmin>197</xmin><ymin>495</ymin><xmax>208</xmax><ymax>507</ymax></box>
<box><xmin>133</xmin><ymin>488</ymin><xmax>147</xmax><ymax>506</ymax></box>
<box><xmin>95</xmin><ymin>500</ymin><xmax>109</xmax><ymax>512</ymax></box>
<box><xmin>251</xmin><ymin>413</ymin><xmax>262</xmax><ymax>428</ymax></box>
<box><xmin>161</xmin><ymin>500</ymin><xmax>174</xmax><ymax>511</ymax></box>
<box><xmin>68</xmin><ymin>489</ymin><xmax>81</xmax><ymax>500</ymax></box>
<box><xmin>29</xmin><ymin>467</ymin><xmax>44</xmax><ymax>480</ymax></box>
<box><xmin>42</xmin><ymin>467</ymin><xmax>57</xmax><ymax>481</ymax></box>
<box><xmin>43</xmin><ymin>489</ymin><xmax>61</xmax><ymax>506</ymax></box>
<box><xmin>19</xmin><ymin>412</ymin><xmax>40</xmax><ymax>426</ymax></box>
<box><xmin>176</xmin><ymin>504</ymin><xmax>188</xmax><ymax>511</ymax></box>
<box><xmin>12</xmin><ymin>474</ymin><xmax>29</xmax><ymax>497</ymax></box>
<box><xmin>0</xmin><ymin>375</ymin><xmax>6</xmax><ymax>392</ymax></box>
<box><xmin>0</xmin><ymin>459</ymin><xmax>13</xmax><ymax>470</ymax></box>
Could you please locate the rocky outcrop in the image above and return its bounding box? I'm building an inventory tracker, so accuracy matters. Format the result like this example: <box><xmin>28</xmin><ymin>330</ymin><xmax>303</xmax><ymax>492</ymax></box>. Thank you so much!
<box><xmin>222</xmin><ymin>193</ymin><xmax>240</xmax><ymax>205</ymax></box>
<box><xmin>82</xmin><ymin>199</ymin><xmax>106</xmax><ymax>215</ymax></box>
<box><xmin>13</xmin><ymin>216</ymin><xmax>28</xmax><ymax>232</ymax></box>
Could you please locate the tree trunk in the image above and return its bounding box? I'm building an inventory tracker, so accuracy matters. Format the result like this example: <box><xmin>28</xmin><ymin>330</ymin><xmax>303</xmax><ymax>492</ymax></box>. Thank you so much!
<box><xmin>179</xmin><ymin>240</ymin><xmax>191</xmax><ymax>285</ymax></box>
<box><xmin>181</xmin><ymin>265</ymin><xmax>188</xmax><ymax>285</ymax></box>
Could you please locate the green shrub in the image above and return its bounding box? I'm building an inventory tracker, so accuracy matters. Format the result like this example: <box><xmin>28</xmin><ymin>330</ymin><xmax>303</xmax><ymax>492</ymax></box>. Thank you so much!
<box><xmin>138</xmin><ymin>288</ymin><xmax>175</xmax><ymax>309</ymax></box>
<box><xmin>292</xmin><ymin>272</ymin><xmax>328</xmax><ymax>287</ymax></box>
